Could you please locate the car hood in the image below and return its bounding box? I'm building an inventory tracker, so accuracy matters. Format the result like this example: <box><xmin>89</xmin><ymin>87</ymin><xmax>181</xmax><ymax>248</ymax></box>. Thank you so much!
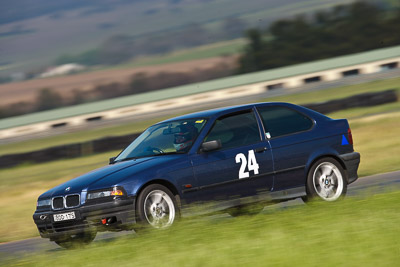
<box><xmin>39</xmin><ymin>156</ymin><xmax>177</xmax><ymax>198</ymax></box>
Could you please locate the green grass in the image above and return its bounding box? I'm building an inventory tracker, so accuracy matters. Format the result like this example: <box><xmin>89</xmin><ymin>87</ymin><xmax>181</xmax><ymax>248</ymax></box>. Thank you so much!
<box><xmin>344</xmin><ymin>111</ymin><xmax>400</xmax><ymax>176</ymax></box>
<box><xmin>346</xmin><ymin>112</ymin><xmax>400</xmax><ymax>176</ymax></box>
<box><xmin>0</xmin><ymin>150</ymin><xmax>119</xmax><ymax>243</ymax></box>
<box><xmin>328</xmin><ymin>101</ymin><xmax>400</xmax><ymax>119</ymax></box>
<box><xmin>2</xmin><ymin>191</ymin><xmax>400</xmax><ymax>266</ymax></box>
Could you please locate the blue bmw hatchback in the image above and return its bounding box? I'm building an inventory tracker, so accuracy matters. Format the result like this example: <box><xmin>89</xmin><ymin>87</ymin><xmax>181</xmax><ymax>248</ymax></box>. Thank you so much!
<box><xmin>33</xmin><ymin>102</ymin><xmax>360</xmax><ymax>248</ymax></box>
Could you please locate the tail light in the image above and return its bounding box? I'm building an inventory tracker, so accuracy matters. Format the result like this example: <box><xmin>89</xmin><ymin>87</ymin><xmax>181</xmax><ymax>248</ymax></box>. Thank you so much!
<box><xmin>348</xmin><ymin>128</ymin><xmax>353</xmax><ymax>145</ymax></box>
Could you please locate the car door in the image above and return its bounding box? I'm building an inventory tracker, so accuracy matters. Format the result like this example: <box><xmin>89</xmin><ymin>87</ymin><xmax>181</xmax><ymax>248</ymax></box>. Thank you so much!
<box><xmin>256</xmin><ymin>105</ymin><xmax>315</xmax><ymax>192</ymax></box>
<box><xmin>190</xmin><ymin>109</ymin><xmax>274</xmax><ymax>206</ymax></box>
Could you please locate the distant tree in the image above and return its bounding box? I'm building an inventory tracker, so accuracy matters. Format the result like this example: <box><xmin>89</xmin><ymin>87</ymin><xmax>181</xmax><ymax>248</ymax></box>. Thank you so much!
<box><xmin>238</xmin><ymin>29</ymin><xmax>268</xmax><ymax>73</ymax></box>
<box><xmin>129</xmin><ymin>73</ymin><xmax>151</xmax><ymax>94</ymax></box>
<box><xmin>381</xmin><ymin>9</ymin><xmax>400</xmax><ymax>46</ymax></box>
<box><xmin>93</xmin><ymin>82</ymin><xmax>124</xmax><ymax>100</ymax></box>
<box><xmin>70</xmin><ymin>89</ymin><xmax>86</xmax><ymax>105</ymax></box>
<box><xmin>128</xmin><ymin>65</ymin><xmax>234</xmax><ymax>95</ymax></box>
<box><xmin>154</xmin><ymin>72</ymin><xmax>193</xmax><ymax>88</ymax></box>
<box><xmin>238</xmin><ymin>1</ymin><xmax>400</xmax><ymax>73</ymax></box>
<box><xmin>0</xmin><ymin>101</ymin><xmax>35</xmax><ymax>118</ymax></box>
<box><xmin>36</xmin><ymin>88</ymin><xmax>64</xmax><ymax>111</ymax></box>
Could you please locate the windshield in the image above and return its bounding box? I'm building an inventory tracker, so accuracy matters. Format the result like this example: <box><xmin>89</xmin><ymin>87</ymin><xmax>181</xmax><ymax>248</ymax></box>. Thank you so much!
<box><xmin>115</xmin><ymin>118</ymin><xmax>207</xmax><ymax>161</ymax></box>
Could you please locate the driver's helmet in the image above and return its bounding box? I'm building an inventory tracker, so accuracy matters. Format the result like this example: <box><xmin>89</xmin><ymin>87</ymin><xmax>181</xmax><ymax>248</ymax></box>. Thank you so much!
<box><xmin>174</xmin><ymin>124</ymin><xmax>198</xmax><ymax>152</ymax></box>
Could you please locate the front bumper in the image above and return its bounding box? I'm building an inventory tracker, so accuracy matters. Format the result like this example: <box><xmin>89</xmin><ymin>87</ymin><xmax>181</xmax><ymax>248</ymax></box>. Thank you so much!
<box><xmin>33</xmin><ymin>197</ymin><xmax>136</xmax><ymax>240</ymax></box>
<box><xmin>340</xmin><ymin>151</ymin><xmax>361</xmax><ymax>184</ymax></box>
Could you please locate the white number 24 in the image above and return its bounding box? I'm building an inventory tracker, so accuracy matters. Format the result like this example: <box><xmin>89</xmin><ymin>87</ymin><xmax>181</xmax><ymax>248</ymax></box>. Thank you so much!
<box><xmin>235</xmin><ymin>150</ymin><xmax>260</xmax><ymax>179</ymax></box>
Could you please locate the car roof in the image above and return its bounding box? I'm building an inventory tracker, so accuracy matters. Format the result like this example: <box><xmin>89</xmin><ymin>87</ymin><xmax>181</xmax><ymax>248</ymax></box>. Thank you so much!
<box><xmin>161</xmin><ymin>103</ymin><xmax>255</xmax><ymax>123</ymax></box>
<box><xmin>160</xmin><ymin>102</ymin><xmax>315</xmax><ymax>123</ymax></box>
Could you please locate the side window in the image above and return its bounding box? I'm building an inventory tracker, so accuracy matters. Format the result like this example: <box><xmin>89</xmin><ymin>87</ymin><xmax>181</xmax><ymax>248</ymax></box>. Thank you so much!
<box><xmin>257</xmin><ymin>106</ymin><xmax>313</xmax><ymax>138</ymax></box>
<box><xmin>205</xmin><ymin>110</ymin><xmax>261</xmax><ymax>149</ymax></box>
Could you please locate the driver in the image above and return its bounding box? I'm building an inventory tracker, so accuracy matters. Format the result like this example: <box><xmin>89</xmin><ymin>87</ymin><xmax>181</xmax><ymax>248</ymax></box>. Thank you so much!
<box><xmin>174</xmin><ymin>124</ymin><xmax>198</xmax><ymax>152</ymax></box>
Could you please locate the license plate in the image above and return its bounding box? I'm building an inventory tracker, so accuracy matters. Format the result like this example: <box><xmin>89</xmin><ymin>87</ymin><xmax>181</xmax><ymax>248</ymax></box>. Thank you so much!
<box><xmin>53</xmin><ymin>211</ymin><xmax>76</xmax><ymax>222</ymax></box>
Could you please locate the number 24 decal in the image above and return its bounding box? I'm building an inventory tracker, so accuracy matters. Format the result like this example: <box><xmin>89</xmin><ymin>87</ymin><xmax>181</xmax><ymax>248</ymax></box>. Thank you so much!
<box><xmin>235</xmin><ymin>150</ymin><xmax>260</xmax><ymax>179</ymax></box>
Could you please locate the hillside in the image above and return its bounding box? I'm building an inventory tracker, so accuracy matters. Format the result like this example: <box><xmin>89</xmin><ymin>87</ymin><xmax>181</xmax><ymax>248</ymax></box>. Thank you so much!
<box><xmin>0</xmin><ymin>0</ymin><xmax>354</xmax><ymax>75</ymax></box>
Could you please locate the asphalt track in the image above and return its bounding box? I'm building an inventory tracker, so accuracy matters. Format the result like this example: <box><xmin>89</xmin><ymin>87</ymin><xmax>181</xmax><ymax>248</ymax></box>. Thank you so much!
<box><xmin>1</xmin><ymin>170</ymin><xmax>399</xmax><ymax>257</ymax></box>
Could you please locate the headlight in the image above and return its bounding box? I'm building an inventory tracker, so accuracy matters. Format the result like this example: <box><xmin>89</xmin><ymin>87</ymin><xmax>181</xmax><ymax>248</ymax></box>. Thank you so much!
<box><xmin>37</xmin><ymin>199</ymin><xmax>51</xmax><ymax>207</ymax></box>
<box><xmin>87</xmin><ymin>187</ymin><xmax>125</xmax><ymax>200</ymax></box>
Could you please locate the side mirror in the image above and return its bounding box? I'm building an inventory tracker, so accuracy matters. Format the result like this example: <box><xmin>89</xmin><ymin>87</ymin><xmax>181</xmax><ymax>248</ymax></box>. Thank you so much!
<box><xmin>109</xmin><ymin>157</ymin><xmax>116</xmax><ymax>165</ymax></box>
<box><xmin>201</xmin><ymin>140</ymin><xmax>222</xmax><ymax>152</ymax></box>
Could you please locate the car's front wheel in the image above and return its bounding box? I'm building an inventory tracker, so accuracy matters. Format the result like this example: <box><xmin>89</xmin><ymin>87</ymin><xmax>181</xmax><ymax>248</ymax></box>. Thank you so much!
<box><xmin>136</xmin><ymin>184</ymin><xmax>178</xmax><ymax>230</ymax></box>
<box><xmin>304</xmin><ymin>158</ymin><xmax>347</xmax><ymax>202</ymax></box>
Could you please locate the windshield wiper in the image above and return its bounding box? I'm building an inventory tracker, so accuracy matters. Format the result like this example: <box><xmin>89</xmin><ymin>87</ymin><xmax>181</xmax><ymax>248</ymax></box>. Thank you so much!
<box><xmin>151</xmin><ymin>151</ymin><xmax>185</xmax><ymax>156</ymax></box>
<box><xmin>116</xmin><ymin>152</ymin><xmax>184</xmax><ymax>162</ymax></box>
<box><xmin>115</xmin><ymin>156</ymin><xmax>139</xmax><ymax>163</ymax></box>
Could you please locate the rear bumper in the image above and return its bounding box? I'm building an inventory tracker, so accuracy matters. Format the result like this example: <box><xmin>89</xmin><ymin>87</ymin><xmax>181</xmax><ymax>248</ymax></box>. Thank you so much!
<box><xmin>33</xmin><ymin>197</ymin><xmax>136</xmax><ymax>240</ymax></box>
<box><xmin>340</xmin><ymin>152</ymin><xmax>360</xmax><ymax>184</ymax></box>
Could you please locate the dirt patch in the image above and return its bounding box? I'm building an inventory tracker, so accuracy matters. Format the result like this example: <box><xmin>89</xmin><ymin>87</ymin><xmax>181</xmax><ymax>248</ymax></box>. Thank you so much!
<box><xmin>0</xmin><ymin>56</ymin><xmax>238</xmax><ymax>106</ymax></box>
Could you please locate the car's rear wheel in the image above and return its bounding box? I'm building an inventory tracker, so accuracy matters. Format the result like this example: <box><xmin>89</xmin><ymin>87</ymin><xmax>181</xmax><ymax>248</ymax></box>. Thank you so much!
<box><xmin>304</xmin><ymin>158</ymin><xmax>347</xmax><ymax>202</ymax></box>
<box><xmin>54</xmin><ymin>229</ymin><xmax>96</xmax><ymax>249</ymax></box>
<box><xmin>136</xmin><ymin>184</ymin><xmax>178</xmax><ymax>230</ymax></box>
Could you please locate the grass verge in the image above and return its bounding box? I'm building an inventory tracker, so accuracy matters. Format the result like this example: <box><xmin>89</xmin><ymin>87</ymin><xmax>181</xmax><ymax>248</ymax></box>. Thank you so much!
<box><xmin>2</xmin><ymin>190</ymin><xmax>400</xmax><ymax>266</ymax></box>
<box><xmin>0</xmin><ymin>151</ymin><xmax>118</xmax><ymax>243</ymax></box>
<box><xmin>344</xmin><ymin>111</ymin><xmax>400</xmax><ymax>176</ymax></box>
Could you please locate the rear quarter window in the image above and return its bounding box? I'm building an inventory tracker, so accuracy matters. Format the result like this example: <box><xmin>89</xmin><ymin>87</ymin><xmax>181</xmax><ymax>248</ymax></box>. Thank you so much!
<box><xmin>257</xmin><ymin>106</ymin><xmax>313</xmax><ymax>138</ymax></box>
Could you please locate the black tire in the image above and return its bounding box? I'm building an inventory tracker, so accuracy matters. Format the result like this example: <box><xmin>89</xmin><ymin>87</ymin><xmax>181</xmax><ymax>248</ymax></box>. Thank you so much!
<box><xmin>304</xmin><ymin>157</ymin><xmax>348</xmax><ymax>202</ymax></box>
<box><xmin>135</xmin><ymin>184</ymin><xmax>179</xmax><ymax>231</ymax></box>
<box><xmin>54</xmin><ymin>229</ymin><xmax>96</xmax><ymax>249</ymax></box>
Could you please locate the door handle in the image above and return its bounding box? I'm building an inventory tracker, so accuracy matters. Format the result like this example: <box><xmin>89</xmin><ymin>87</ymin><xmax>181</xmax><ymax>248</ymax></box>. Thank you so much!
<box><xmin>254</xmin><ymin>147</ymin><xmax>267</xmax><ymax>153</ymax></box>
